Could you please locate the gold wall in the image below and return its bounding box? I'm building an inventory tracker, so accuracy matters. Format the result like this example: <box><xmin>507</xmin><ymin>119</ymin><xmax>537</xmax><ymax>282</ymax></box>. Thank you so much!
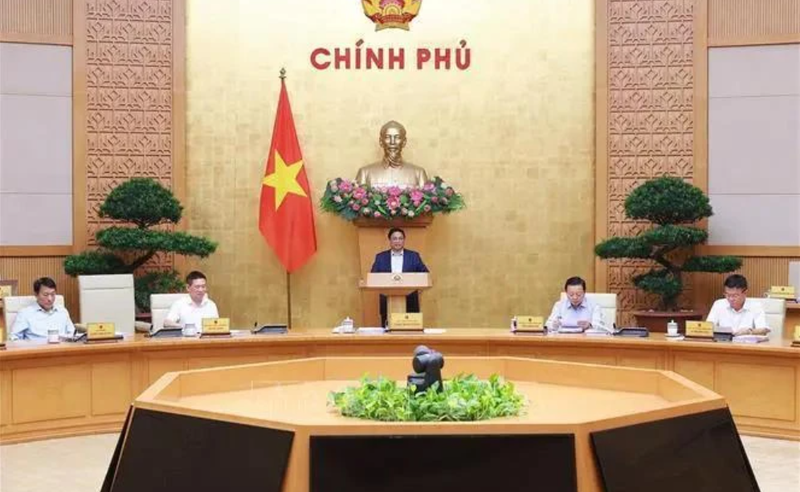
<box><xmin>185</xmin><ymin>0</ymin><xmax>595</xmax><ymax>328</ymax></box>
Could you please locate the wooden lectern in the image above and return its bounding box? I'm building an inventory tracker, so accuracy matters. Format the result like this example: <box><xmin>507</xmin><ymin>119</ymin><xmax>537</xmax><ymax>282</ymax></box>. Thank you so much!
<box><xmin>355</xmin><ymin>216</ymin><xmax>433</xmax><ymax>326</ymax></box>
<box><xmin>359</xmin><ymin>272</ymin><xmax>431</xmax><ymax>325</ymax></box>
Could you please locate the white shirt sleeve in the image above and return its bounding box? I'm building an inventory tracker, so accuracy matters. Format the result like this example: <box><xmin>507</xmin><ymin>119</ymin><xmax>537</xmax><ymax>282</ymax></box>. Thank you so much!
<box><xmin>10</xmin><ymin>308</ymin><xmax>31</xmax><ymax>340</ymax></box>
<box><xmin>545</xmin><ymin>301</ymin><xmax>561</xmax><ymax>329</ymax></box>
<box><xmin>208</xmin><ymin>300</ymin><xmax>219</xmax><ymax>319</ymax></box>
<box><xmin>706</xmin><ymin>300</ymin><xmax>723</xmax><ymax>326</ymax></box>
<box><xmin>166</xmin><ymin>299</ymin><xmax>182</xmax><ymax>324</ymax></box>
<box><xmin>62</xmin><ymin>308</ymin><xmax>76</xmax><ymax>337</ymax></box>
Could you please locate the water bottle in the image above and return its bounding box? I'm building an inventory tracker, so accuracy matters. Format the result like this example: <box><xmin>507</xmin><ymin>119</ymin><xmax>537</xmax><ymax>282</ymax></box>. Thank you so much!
<box><xmin>342</xmin><ymin>317</ymin><xmax>355</xmax><ymax>334</ymax></box>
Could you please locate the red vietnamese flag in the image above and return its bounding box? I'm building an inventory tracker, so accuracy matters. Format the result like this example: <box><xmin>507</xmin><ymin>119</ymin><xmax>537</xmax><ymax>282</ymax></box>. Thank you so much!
<box><xmin>259</xmin><ymin>79</ymin><xmax>317</xmax><ymax>272</ymax></box>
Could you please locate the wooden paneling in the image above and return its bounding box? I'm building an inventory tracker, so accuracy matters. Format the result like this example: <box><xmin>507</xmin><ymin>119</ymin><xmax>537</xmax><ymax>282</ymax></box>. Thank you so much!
<box><xmin>697</xmin><ymin>246</ymin><xmax>800</xmax><ymax>257</ymax></box>
<box><xmin>0</xmin><ymin>256</ymin><xmax>79</xmax><ymax>322</ymax></box>
<box><xmin>147</xmin><ymin>358</ymin><xmax>186</xmax><ymax>386</ymax></box>
<box><xmin>12</xmin><ymin>364</ymin><xmax>89</xmax><ymax>424</ymax></box>
<box><xmin>716</xmin><ymin>362</ymin><xmax>796</xmax><ymax>421</ymax></box>
<box><xmin>692</xmin><ymin>257</ymin><xmax>800</xmax><ymax>318</ymax></box>
<box><xmin>673</xmin><ymin>357</ymin><xmax>715</xmax><ymax>389</ymax></box>
<box><xmin>78</xmin><ymin>0</ymin><xmax>182</xmax><ymax>262</ymax></box>
<box><xmin>0</xmin><ymin>370</ymin><xmax>11</xmax><ymax>426</ymax></box>
<box><xmin>0</xmin><ymin>246</ymin><xmax>74</xmax><ymax>257</ymax></box>
<box><xmin>2</xmin><ymin>331</ymin><xmax>800</xmax><ymax>442</ymax></box>
<box><xmin>0</xmin><ymin>0</ymin><xmax>72</xmax><ymax>45</ymax></box>
<box><xmin>709</xmin><ymin>0</ymin><xmax>800</xmax><ymax>46</ymax></box>
<box><xmin>91</xmin><ymin>361</ymin><xmax>131</xmax><ymax>416</ymax></box>
<box><xmin>617</xmin><ymin>356</ymin><xmax>659</xmax><ymax>370</ymax></box>
<box><xmin>596</xmin><ymin>0</ymin><xmax>698</xmax><ymax>326</ymax></box>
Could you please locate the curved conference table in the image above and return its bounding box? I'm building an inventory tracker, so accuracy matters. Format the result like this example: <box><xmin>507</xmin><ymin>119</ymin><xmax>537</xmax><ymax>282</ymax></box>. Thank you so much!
<box><xmin>1</xmin><ymin>329</ymin><xmax>798</xmax><ymax>443</ymax></box>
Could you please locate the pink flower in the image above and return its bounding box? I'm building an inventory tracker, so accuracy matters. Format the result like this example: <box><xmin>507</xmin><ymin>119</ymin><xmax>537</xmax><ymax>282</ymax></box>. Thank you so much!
<box><xmin>441</xmin><ymin>197</ymin><xmax>449</xmax><ymax>205</ymax></box>
<box><xmin>333</xmin><ymin>195</ymin><xmax>343</xmax><ymax>203</ymax></box>
<box><xmin>339</xmin><ymin>180</ymin><xmax>353</xmax><ymax>193</ymax></box>
<box><xmin>374</xmin><ymin>211</ymin><xmax>381</xmax><ymax>218</ymax></box>
<box><xmin>423</xmin><ymin>182</ymin><xmax>435</xmax><ymax>192</ymax></box>
<box><xmin>423</xmin><ymin>204</ymin><xmax>431</xmax><ymax>212</ymax></box>
<box><xmin>387</xmin><ymin>186</ymin><xmax>402</xmax><ymax>197</ymax></box>
<box><xmin>387</xmin><ymin>196</ymin><xmax>400</xmax><ymax>210</ymax></box>
<box><xmin>351</xmin><ymin>203</ymin><xmax>361</xmax><ymax>211</ymax></box>
<box><xmin>401</xmin><ymin>207</ymin><xmax>408</xmax><ymax>215</ymax></box>
<box><xmin>431</xmin><ymin>196</ymin><xmax>439</xmax><ymax>203</ymax></box>
<box><xmin>361</xmin><ymin>198</ymin><xmax>368</xmax><ymax>205</ymax></box>
<box><xmin>353</xmin><ymin>187</ymin><xmax>367</xmax><ymax>200</ymax></box>
<box><xmin>410</xmin><ymin>190</ymin><xmax>424</xmax><ymax>203</ymax></box>
<box><xmin>445</xmin><ymin>188</ymin><xmax>454</xmax><ymax>197</ymax></box>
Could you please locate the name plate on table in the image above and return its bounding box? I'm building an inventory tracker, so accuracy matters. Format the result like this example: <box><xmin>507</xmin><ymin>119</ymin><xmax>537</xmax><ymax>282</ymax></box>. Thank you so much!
<box><xmin>389</xmin><ymin>313</ymin><xmax>423</xmax><ymax>332</ymax></box>
<box><xmin>793</xmin><ymin>326</ymin><xmax>800</xmax><ymax>348</ymax></box>
<box><xmin>201</xmin><ymin>318</ymin><xmax>231</xmax><ymax>336</ymax></box>
<box><xmin>514</xmin><ymin>316</ymin><xmax>544</xmax><ymax>333</ymax></box>
<box><xmin>769</xmin><ymin>286</ymin><xmax>796</xmax><ymax>300</ymax></box>
<box><xmin>87</xmin><ymin>323</ymin><xmax>121</xmax><ymax>343</ymax></box>
<box><xmin>685</xmin><ymin>321</ymin><xmax>714</xmax><ymax>340</ymax></box>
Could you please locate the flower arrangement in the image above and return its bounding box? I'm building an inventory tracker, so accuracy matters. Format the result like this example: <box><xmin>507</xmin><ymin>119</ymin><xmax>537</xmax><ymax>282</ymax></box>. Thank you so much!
<box><xmin>320</xmin><ymin>176</ymin><xmax>465</xmax><ymax>221</ymax></box>
<box><xmin>329</xmin><ymin>373</ymin><xmax>526</xmax><ymax>422</ymax></box>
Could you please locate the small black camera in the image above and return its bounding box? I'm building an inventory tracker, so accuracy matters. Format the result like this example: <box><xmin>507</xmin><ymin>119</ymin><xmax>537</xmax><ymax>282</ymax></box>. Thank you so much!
<box><xmin>407</xmin><ymin>345</ymin><xmax>445</xmax><ymax>393</ymax></box>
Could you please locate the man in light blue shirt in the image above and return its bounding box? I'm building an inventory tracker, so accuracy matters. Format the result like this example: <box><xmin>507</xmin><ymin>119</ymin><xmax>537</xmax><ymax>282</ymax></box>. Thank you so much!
<box><xmin>10</xmin><ymin>277</ymin><xmax>75</xmax><ymax>340</ymax></box>
<box><xmin>545</xmin><ymin>276</ymin><xmax>606</xmax><ymax>332</ymax></box>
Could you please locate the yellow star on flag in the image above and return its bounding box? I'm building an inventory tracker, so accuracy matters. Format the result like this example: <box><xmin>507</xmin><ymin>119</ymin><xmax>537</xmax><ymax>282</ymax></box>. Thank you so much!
<box><xmin>262</xmin><ymin>151</ymin><xmax>308</xmax><ymax>209</ymax></box>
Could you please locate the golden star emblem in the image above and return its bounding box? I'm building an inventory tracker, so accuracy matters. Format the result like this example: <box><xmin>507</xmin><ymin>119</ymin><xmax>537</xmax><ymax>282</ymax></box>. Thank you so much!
<box><xmin>262</xmin><ymin>151</ymin><xmax>308</xmax><ymax>209</ymax></box>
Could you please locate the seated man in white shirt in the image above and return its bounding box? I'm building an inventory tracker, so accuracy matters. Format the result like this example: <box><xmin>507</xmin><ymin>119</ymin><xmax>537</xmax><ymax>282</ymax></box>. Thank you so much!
<box><xmin>706</xmin><ymin>274</ymin><xmax>770</xmax><ymax>336</ymax></box>
<box><xmin>11</xmin><ymin>277</ymin><xmax>75</xmax><ymax>340</ymax></box>
<box><xmin>545</xmin><ymin>276</ymin><xmax>607</xmax><ymax>332</ymax></box>
<box><xmin>163</xmin><ymin>271</ymin><xmax>219</xmax><ymax>330</ymax></box>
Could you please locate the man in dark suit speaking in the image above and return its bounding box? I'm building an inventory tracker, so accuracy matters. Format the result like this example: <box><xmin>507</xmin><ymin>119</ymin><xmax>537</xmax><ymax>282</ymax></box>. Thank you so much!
<box><xmin>371</xmin><ymin>227</ymin><xmax>429</xmax><ymax>327</ymax></box>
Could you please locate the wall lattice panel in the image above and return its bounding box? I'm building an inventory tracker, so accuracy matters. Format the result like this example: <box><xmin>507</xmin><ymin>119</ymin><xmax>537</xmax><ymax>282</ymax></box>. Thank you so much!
<box><xmin>81</xmin><ymin>0</ymin><xmax>178</xmax><ymax>271</ymax></box>
<box><xmin>605</xmin><ymin>0</ymin><xmax>696</xmax><ymax>325</ymax></box>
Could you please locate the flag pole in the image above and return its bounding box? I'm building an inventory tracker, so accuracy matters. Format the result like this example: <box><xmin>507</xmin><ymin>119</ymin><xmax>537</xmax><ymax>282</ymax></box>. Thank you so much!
<box><xmin>286</xmin><ymin>271</ymin><xmax>292</xmax><ymax>330</ymax></box>
<box><xmin>281</xmin><ymin>67</ymin><xmax>291</xmax><ymax>330</ymax></box>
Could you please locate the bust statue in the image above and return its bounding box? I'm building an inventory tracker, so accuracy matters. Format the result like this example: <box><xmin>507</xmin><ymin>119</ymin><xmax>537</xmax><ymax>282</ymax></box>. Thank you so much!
<box><xmin>355</xmin><ymin>120</ymin><xmax>429</xmax><ymax>189</ymax></box>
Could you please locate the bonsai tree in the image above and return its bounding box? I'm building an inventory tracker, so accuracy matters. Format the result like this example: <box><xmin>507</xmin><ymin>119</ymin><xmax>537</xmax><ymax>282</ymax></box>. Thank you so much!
<box><xmin>64</xmin><ymin>178</ymin><xmax>217</xmax><ymax>311</ymax></box>
<box><xmin>595</xmin><ymin>176</ymin><xmax>742</xmax><ymax>311</ymax></box>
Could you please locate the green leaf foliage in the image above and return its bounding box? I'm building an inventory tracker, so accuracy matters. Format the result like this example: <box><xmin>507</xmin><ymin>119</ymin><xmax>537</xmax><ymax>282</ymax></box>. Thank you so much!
<box><xmin>320</xmin><ymin>176</ymin><xmax>465</xmax><ymax>221</ymax></box>
<box><xmin>63</xmin><ymin>251</ymin><xmax>128</xmax><ymax>276</ymax></box>
<box><xmin>97</xmin><ymin>227</ymin><xmax>217</xmax><ymax>258</ymax></box>
<box><xmin>625</xmin><ymin>176</ymin><xmax>712</xmax><ymax>225</ymax></box>
<box><xmin>640</xmin><ymin>225</ymin><xmax>708</xmax><ymax>247</ymax></box>
<box><xmin>595</xmin><ymin>176</ymin><xmax>740</xmax><ymax>310</ymax></box>
<box><xmin>595</xmin><ymin>237</ymin><xmax>652</xmax><ymax>259</ymax></box>
<box><xmin>683</xmin><ymin>255</ymin><xmax>743</xmax><ymax>273</ymax></box>
<box><xmin>133</xmin><ymin>270</ymin><xmax>185</xmax><ymax>311</ymax></box>
<box><xmin>633</xmin><ymin>269</ymin><xmax>682</xmax><ymax>310</ymax></box>
<box><xmin>329</xmin><ymin>374</ymin><xmax>526</xmax><ymax>422</ymax></box>
<box><xmin>64</xmin><ymin>178</ymin><xmax>217</xmax><ymax>313</ymax></box>
<box><xmin>99</xmin><ymin>178</ymin><xmax>183</xmax><ymax>228</ymax></box>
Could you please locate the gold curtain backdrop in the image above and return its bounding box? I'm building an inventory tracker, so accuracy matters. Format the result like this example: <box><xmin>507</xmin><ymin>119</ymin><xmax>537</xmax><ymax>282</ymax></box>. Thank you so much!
<box><xmin>185</xmin><ymin>0</ymin><xmax>595</xmax><ymax>328</ymax></box>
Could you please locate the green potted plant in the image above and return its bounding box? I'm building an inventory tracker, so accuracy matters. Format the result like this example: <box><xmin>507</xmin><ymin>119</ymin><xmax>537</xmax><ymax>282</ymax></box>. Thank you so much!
<box><xmin>64</xmin><ymin>178</ymin><xmax>217</xmax><ymax>312</ymax></box>
<box><xmin>595</xmin><ymin>176</ymin><xmax>742</xmax><ymax>331</ymax></box>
